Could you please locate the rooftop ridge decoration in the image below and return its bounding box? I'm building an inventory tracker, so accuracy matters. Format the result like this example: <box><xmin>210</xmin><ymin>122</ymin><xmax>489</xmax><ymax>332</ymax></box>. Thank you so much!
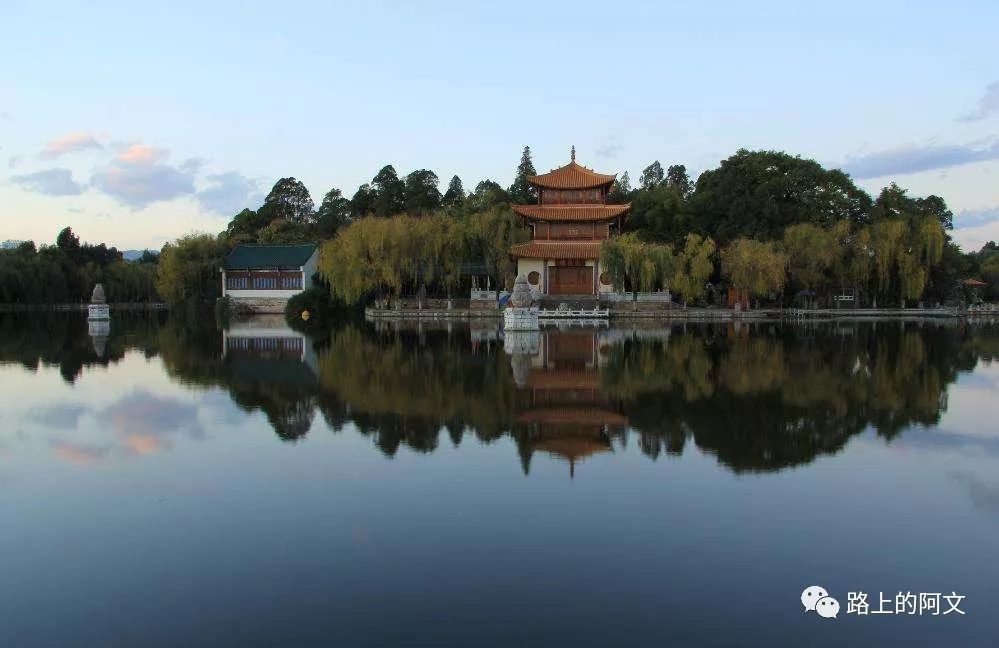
<box><xmin>526</xmin><ymin>148</ymin><xmax>617</xmax><ymax>190</ymax></box>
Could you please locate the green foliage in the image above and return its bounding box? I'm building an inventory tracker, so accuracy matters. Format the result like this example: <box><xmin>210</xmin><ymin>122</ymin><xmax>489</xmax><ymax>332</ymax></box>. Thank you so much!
<box><xmin>403</xmin><ymin>169</ymin><xmax>442</xmax><ymax>214</ymax></box>
<box><xmin>0</xmin><ymin>230</ymin><xmax>158</xmax><ymax>304</ymax></box>
<box><xmin>319</xmin><ymin>208</ymin><xmax>525</xmax><ymax>304</ymax></box>
<box><xmin>666</xmin><ymin>164</ymin><xmax>693</xmax><ymax>197</ymax></box>
<box><xmin>465</xmin><ymin>180</ymin><xmax>510</xmax><ymax>212</ymax></box>
<box><xmin>600</xmin><ymin>233</ymin><xmax>678</xmax><ymax>295</ymax></box>
<box><xmin>442</xmin><ymin>175</ymin><xmax>465</xmax><ymax>207</ymax></box>
<box><xmin>607</xmin><ymin>171</ymin><xmax>632</xmax><ymax>204</ymax></box>
<box><xmin>155</xmin><ymin>233</ymin><xmax>226</xmax><ymax>306</ymax></box>
<box><xmin>316</xmin><ymin>188</ymin><xmax>352</xmax><ymax>238</ymax></box>
<box><xmin>671</xmin><ymin>233</ymin><xmax>716</xmax><ymax>305</ymax></box>
<box><xmin>371</xmin><ymin>165</ymin><xmax>406</xmax><ymax>216</ymax></box>
<box><xmin>690</xmin><ymin>149</ymin><xmax>871</xmax><ymax>242</ymax></box>
<box><xmin>285</xmin><ymin>285</ymin><xmax>345</xmax><ymax>333</ymax></box>
<box><xmin>349</xmin><ymin>183</ymin><xmax>377</xmax><ymax>218</ymax></box>
<box><xmin>721</xmin><ymin>239</ymin><xmax>788</xmax><ymax>302</ymax></box>
<box><xmin>261</xmin><ymin>177</ymin><xmax>315</xmax><ymax>224</ymax></box>
<box><xmin>639</xmin><ymin>161</ymin><xmax>664</xmax><ymax>190</ymax></box>
<box><xmin>628</xmin><ymin>184</ymin><xmax>688</xmax><ymax>243</ymax></box>
<box><xmin>508</xmin><ymin>146</ymin><xmax>537</xmax><ymax>204</ymax></box>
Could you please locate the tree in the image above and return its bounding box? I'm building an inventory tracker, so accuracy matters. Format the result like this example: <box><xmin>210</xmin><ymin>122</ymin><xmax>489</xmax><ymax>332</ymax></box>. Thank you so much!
<box><xmin>666</xmin><ymin>164</ymin><xmax>693</xmax><ymax>198</ymax></box>
<box><xmin>721</xmin><ymin>239</ymin><xmax>788</xmax><ymax>306</ymax></box>
<box><xmin>639</xmin><ymin>161</ymin><xmax>664</xmax><ymax>190</ymax></box>
<box><xmin>316</xmin><ymin>188</ymin><xmax>351</xmax><ymax>238</ymax></box>
<box><xmin>256</xmin><ymin>220</ymin><xmax>314</xmax><ymax>244</ymax></box>
<box><xmin>670</xmin><ymin>233</ymin><xmax>716</xmax><ymax>306</ymax></box>
<box><xmin>56</xmin><ymin>227</ymin><xmax>80</xmax><ymax>255</ymax></box>
<box><xmin>689</xmin><ymin>149</ymin><xmax>871</xmax><ymax>242</ymax></box>
<box><xmin>782</xmin><ymin>223</ymin><xmax>840</xmax><ymax>294</ymax></box>
<box><xmin>607</xmin><ymin>171</ymin><xmax>632</xmax><ymax>203</ymax></box>
<box><xmin>403</xmin><ymin>169</ymin><xmax>442</xmax><ymax>214</ymax></box>
<box><xmin>465</xmin><ymin>180</ymin><xmax>509</xmax><ymax>211</ymax></box>
<box><xmin>508</xmin><ymin>146</ymin><xmax>537</xmax><ymax>204</ymax></box>
<box><xmin>224</xmin><ymin>208</ymin><xmax>269</xmax><ymax>243</ymax></box>
<box><xmin>372</xmin><ymin>165</ymin><xmax>406</xmax><ymax>216</ymax></box>
<box><xmin>155</xmin><ymin>234</ymin><xmax>226</xmax><ymax>306</ymax></box>
<box><xmin>442</xmin><ymin>175</ymin><xmax>465</xmax><ymax>207</ymax></box>
<box><xmin>627</xmin><ymin>184</ymin><xmax>688</xmax><ymax>244</ymax></box>
<box><xmin>350</xmin><ymin>183</ymin><xmax>376</xmax><ymax>218</ymax></box>
<box><xmin>261</xmin><ymin>177</ymin><xmax>315</xmax><ymax>224</ymax></box>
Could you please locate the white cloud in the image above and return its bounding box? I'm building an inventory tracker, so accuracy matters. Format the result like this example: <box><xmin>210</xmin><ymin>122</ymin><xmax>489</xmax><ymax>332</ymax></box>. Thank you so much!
<box><xmin>958</xmin><ymin>82</ymin><xmax>999</xmax><ymax>122</ymax></box>
<box><xmin>11</xmin><ymin>168</ymin><xmax>85</xmax><ymax>196</ymax></box>
<box><xmin>90</xmin><ymin>144</ymin><xmax>196</xmax><ymax>208</ymax></box>
<box><xmin>196</xmin><ymin>171</ymin><xmax>262</xmax><ymax>215</ymax></box>
<box><xmin>843</xmin><ymin>139</ymin><xmax>999</xmax><ymax>179</ymax></box>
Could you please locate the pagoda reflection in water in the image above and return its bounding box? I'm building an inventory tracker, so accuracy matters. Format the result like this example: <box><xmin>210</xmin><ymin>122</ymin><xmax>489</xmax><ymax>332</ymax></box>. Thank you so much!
<box><xmin>506</xmin><ymin>327</ymin><xmax>635</xmax><ymax>477</ymax></box>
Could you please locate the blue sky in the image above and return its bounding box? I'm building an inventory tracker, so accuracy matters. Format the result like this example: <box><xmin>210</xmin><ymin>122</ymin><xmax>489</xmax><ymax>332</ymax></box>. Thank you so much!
<box><xmin>2</xmin><ymin>0</ymin><xmax>998</xmax><ymax>250</ymax></box>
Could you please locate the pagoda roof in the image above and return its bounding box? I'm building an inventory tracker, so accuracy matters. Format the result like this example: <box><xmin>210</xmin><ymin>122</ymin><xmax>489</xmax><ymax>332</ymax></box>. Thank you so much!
<box><xmin>528</xmin><ymin>148</ymin><xmax>617</xmax><ymax>189</ymax></box>
<box><xmin>517</xmin><ymin>407</ymin><xmax>628</xmax><ymax>427</ymax></box>
<box><xmin>512</xmin><ymin>204</ymin><xmax>629</xmax><ymax>222</ymax></box>
<box><xmin>532</xmin><ymin>437</ymin><xmax>613</xmax><ymax>462</ymax></box>
<box><xmin>509</xmin><ymin>240</ymin><xmax>603</xmax><ymax>260</ymax></box>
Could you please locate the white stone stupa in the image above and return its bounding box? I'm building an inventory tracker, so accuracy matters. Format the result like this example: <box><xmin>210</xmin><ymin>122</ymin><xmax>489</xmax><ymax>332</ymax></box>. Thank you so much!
<box><xmin>503</xmin><ymin>275</ymin><xmax>539</xmax><ymax>331</ymax></box>
<box><xmin>87</xmin><ymin>283</ymin><xmax>110</xmax><ymax>321</ymax></box>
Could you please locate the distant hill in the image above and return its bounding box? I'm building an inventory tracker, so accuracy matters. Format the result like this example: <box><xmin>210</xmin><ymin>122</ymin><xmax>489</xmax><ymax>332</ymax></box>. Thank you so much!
<box><xmin>122</xmin><ymin>250</ymin><xmax>154</xmax><ymax>262</ymax></box>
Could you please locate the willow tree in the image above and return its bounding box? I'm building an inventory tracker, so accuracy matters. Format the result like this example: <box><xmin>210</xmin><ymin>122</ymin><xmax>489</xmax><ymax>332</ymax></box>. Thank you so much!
<box><xmin>601</xmin><ymin>233</ymin><xmax>670</xmax><ymax>295</ymax></box>
<box><xmin>320</xmin><ymin>216</ymin><xmax>392</xmax><ymax>303</ymax></box>
<box><xmin>721</xmin><ymin>239</ymin><xmax>788</xmax><ymax>307</ymax></box>
<box><xmin>670</xmin><ymin>233</ymin><xmax>716</xmax><ymax>306</ymax></box>
<box><xmin>782</xmin><ymin>223</ymin><xmax>839</xmax><ymax>296</ymax></box>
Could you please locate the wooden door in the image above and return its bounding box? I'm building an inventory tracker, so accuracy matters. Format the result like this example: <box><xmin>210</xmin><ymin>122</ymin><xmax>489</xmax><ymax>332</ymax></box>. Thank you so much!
<box><xmin>548</xmin><ymin>266</ymin><xmax>592</xmax><ymax>295</ymax></box>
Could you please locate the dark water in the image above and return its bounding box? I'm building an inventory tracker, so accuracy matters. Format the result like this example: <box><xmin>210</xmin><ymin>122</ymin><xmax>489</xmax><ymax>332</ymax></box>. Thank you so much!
<box><xmin>1</xmin><ymin>312</ymin><xmax>998</xmax><ymax>647</ymax></box>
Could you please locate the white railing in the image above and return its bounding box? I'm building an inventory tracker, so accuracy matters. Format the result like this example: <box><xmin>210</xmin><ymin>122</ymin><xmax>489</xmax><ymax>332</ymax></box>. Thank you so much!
<box><xmin>470</xmin><ymin>290</ymin><xmax>497</xmax><ymax>301</ymax></box>
<box><xmin>600</xmin><ymin>291</ymin><xmax>672</xmax><ymax>303</ymax></box>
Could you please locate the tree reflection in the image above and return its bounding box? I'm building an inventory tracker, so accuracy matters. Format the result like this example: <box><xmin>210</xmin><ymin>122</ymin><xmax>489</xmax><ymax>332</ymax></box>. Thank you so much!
<box><xmin>4</xmin><ymin>311</ymin><xmax>996</xmax><ymax>475</ymax></box>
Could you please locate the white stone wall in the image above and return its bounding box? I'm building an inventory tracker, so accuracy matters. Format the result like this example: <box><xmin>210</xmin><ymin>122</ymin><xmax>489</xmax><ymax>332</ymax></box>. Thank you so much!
<box><xmin>302</xmin><ymin>249</ymin><xmax>319</xmax><ymax>289</ymax></box>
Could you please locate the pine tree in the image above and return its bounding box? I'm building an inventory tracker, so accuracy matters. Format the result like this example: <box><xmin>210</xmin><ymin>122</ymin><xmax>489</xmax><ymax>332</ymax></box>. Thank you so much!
<box><xmin>508</xmin><ymin>146</ymin><xmax>537</xmax><ymax>204</ymax></box>
<box><xmin>371</xmin><ymin>165</ymin><xmax>405</xmax><ymax>216</ymax></box>
<box><xmin>442</xmin><ymin>175</ymin><xmax>465</xmax><ymax>207</ymax></box>
<box><xmin>640</xmin><ymin>161</ymin><xmax>664</xmax><ymax>190</ymax></box>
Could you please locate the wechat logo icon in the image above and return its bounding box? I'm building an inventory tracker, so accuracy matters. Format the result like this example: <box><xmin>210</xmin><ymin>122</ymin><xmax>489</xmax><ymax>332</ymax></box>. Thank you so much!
<box><xmin>802</xmin><ymin>585</ymin><xmax>839</xmax><ymax>619</ymax></box>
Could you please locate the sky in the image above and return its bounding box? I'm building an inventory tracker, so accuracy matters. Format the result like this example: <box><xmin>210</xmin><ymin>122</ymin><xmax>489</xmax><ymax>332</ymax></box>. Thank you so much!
<box><xmin>2</xmin><ymin>0</ymin><xmax>998</xmax><ymax>251</ymax></box>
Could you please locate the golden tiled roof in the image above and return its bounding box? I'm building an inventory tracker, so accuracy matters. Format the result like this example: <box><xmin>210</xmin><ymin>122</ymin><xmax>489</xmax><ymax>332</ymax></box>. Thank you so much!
<box><xmin>512</xmin><ymin>204</ymin><xmax>630</xmax><ymax>222</ymax></box>
<box><xmin>508</xmin><ymin>240</ymin><xmax>604</xmax><ymax>259</ymax></box>
<box><xmin>528</xmin><ymin>161</ymin><xmax>617</xmax><ymax>189</ymax></box>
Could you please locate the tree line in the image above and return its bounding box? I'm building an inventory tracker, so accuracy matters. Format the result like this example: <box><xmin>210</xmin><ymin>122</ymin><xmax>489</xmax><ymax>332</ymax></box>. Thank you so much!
<box><xmin>10</xmin><ymin>145</ymin><xmax>994</xmax><ymax>308</ymax></box>
<box><xmin>0</xmin><ymin>227</ymin><xmax>158</xmax><ymax>304</ymax></box>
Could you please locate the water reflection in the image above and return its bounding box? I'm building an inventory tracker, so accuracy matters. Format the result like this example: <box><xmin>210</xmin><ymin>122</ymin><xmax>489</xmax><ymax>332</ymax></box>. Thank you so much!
<box><xmin>2</xmin><ymin>312</ymin><xmax>998</xmax><ymax>476</ymax></box>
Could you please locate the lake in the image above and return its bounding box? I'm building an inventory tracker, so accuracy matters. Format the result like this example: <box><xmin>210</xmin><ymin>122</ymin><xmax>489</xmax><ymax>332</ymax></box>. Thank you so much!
<box><xmin>1</xmin><ymin>312</ymin><xmax>998</xmax><ymax>647</ymax></box>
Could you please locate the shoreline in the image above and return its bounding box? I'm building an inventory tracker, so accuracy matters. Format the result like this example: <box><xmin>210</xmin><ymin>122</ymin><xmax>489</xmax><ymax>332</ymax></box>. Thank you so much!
<box><xmin>364</xmin><ymin>306</ymin><xmax>986</xmax><ymax>321</ymax></box>
<box><xmin>0</xmin><ymin>303</ymin><xmax>168</xmax><ymax>312</ymax></box>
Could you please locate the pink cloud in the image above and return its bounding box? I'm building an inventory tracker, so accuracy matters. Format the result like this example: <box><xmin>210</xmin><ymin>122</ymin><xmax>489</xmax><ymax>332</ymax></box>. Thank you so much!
<box><xmin>39</xmin><ymin>132</ymin><xmax>102</xmax><ymax>159</ymax></box>
<box><xmin>51</xmin><ymin>441</ymin><xmax>109</xmax><ymax>466</ymax></box>
<box><xmin>116</xmin><ymin>143</ymin><xmax>168</xmax><ymax>165</ymax></box>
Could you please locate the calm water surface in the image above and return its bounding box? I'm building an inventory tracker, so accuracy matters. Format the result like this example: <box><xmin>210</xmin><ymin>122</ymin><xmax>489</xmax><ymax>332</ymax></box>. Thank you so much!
<box><xmin>1</xmin><ymin>312</ymin><xmax>998</xmax><ymax>647</ymax></box>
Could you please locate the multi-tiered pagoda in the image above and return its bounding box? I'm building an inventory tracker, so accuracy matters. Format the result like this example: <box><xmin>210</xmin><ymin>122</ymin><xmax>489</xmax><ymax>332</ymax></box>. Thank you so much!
<box><xmin>509</xmin><ymin>147</ymin><xmax>630</xmax><ymax>296</ymax></box>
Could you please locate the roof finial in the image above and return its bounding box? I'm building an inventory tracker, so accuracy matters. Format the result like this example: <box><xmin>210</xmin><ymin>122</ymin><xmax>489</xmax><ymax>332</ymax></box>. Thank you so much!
<box><xmin>570</xmin><ymin>145</ymin><xmax>576</xmax><ymax>163</ymax></box>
